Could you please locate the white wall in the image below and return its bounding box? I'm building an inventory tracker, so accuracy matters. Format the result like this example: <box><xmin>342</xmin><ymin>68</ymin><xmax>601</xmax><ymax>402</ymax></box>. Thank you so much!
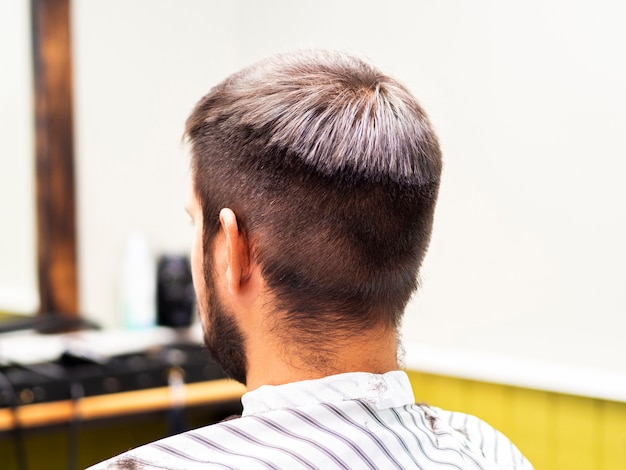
<box><xmin>0</xmin><ymin>0</ymin><xmax>37</xmax><ymax>314</ymax></box>
<box><xmin>70</xmin><ymin>1</ymin><xmax>625</xmax><ymax>388</ymax></box>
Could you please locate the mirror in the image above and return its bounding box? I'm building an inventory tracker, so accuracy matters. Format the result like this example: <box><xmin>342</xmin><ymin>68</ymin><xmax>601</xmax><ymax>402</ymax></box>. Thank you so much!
<box><xmin>72</xmin><ymin>1</ymin><xmax>626</xmax><ymax>393</ymax></box>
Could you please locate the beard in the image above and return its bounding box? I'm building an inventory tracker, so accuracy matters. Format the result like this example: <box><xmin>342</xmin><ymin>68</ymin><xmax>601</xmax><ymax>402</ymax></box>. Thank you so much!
<box><xmin>199</xmin><ymin>273</ymin><xmax>248</xmax><ymax>385</ymax></box>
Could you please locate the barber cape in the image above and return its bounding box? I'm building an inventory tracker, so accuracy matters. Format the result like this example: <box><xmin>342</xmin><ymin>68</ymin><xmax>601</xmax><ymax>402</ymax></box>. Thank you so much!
<box><xmin>89</xmin><ymin>371</ymin><xmax>533</xmax><ymax>469</ymax></box>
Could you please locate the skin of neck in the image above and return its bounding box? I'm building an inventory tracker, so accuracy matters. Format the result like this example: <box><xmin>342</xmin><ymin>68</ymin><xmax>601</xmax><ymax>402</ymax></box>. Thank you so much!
<box><xmin>244</xmin><ymin>317</ymin><xmax>400</xmax><ymax>391</ymax></box>
<box><xmin>213</xmin><ymin>208</ymin><xmax>400</xmax><ymax>391</ymax></box>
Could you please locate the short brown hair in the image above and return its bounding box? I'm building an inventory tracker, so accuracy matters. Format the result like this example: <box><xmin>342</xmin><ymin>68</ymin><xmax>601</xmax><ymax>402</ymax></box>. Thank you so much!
<box><xmin>186</xmin><ymin>50</ymin><xmax>442</xmax><ymax>340</ymax></box>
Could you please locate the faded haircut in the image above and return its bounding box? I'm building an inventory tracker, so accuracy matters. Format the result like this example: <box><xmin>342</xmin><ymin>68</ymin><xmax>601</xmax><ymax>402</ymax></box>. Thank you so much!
<box><xmin>185</xmin><ymin>49</ymin><xmax>442</xmax><ymax>340</ymax></box>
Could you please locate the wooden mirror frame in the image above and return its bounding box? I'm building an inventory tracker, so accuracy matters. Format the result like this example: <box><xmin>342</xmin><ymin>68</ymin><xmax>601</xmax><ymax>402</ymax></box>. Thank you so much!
<box><xmin>31</xmin><ymin>0</ymin><xmax>78</xmax><ymax>318</ymax></box>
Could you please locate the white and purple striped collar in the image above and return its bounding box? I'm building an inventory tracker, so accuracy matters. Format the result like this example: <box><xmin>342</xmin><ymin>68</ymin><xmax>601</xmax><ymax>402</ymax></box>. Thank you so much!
<box><xmin>241</xmin><ymin>370</ymin><xmax>414</xmax><ymax>416</ymax></box>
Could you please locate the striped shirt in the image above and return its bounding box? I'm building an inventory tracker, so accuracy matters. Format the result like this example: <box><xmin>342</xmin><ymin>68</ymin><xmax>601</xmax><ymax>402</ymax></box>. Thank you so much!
<box><xmin>89</xmin><ymin>371</ymin><xmax>533</xmax><ymax>469</ymax></box>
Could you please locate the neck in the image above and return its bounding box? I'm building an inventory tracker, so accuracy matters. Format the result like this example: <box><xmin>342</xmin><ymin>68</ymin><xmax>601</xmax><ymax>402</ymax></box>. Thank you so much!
<box><xmin>243</xmin><ymin>325</ymin><xmax>399</xmax><ymax>391</ymax></box>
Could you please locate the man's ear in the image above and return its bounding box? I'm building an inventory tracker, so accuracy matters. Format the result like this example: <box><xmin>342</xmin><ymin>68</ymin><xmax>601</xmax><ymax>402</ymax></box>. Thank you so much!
<box><xmin>219</xmin><ymin>208</ymin><xmax>250</xmax><ymax>295</ymax></box>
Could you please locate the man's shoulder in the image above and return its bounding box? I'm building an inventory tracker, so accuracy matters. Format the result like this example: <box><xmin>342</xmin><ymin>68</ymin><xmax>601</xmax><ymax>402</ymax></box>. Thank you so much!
<box><xmin>87</xmin><ymin>418</ymin><xmax>246</xmax><ymax>470</ymax></box>
<box><xmin>425</xmin><ymin>406</ymin><xmax>534</xmax><ymax>470</ymax></box>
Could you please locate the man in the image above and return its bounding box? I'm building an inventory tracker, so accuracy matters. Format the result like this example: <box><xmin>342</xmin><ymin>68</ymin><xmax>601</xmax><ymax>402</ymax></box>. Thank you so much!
<box><xmin>91</xmin><ymin>50</ymin><xmax>533</xmax><ymax>469</ymax></box>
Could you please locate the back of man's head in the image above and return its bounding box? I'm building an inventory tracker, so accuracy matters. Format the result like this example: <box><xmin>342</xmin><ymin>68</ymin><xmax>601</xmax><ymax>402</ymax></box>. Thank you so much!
<box><xmin>186</xmin><ymin>49</ymin><xmax>442</xmax><ymax>343</ymax></box>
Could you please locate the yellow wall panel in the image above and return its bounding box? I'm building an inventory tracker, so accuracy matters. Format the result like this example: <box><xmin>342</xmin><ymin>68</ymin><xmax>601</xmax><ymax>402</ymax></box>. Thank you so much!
<box><xmin>600</xmin><ymin>400</ymin><xmax>626</xmax><ymax>470</ymax></box>
<box><xmin>552</xmin><ymin>394</ymin><xmax>599</xmax><ymax>470</ymax></box>
<box><xmin>508</xmin><ymin>387</ymin><xmax>554</xmax><ymax>469</ymax></box>
<box><xmin>464</xmin><ymin>380</ymin><xmax>508</xmax><ymax>427</ymax></box>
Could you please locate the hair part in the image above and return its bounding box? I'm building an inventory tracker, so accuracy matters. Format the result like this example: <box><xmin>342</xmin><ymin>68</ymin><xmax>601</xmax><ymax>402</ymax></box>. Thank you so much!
<box><xmin>186</xmin><ymin>49</ymin><xmax>442</xmax><ymax>344</ymax></box>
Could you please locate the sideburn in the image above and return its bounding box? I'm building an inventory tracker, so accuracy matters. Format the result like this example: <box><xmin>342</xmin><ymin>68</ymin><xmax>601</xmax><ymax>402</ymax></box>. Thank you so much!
<box><xmin>200</xmin><ymin>224</ymin><xmax>248</xmax><ymax>385</ymax></box>
<box><xmin>204</xmin><ymin>292</ymin><xmax>248</xmax><ymax>385</ymax></box>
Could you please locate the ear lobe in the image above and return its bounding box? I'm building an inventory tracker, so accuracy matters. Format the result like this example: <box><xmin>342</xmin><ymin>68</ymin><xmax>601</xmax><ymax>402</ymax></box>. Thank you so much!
<box><xmin>219</xmin><ymin>208</ymin><xmax>246</xmax><ymax>295</ymax></box>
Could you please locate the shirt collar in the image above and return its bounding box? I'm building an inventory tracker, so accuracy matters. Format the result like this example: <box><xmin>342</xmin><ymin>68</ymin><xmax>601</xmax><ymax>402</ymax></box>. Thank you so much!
<box><xmin>241</xmin><ymin>370</ymin><xmax>415</xmax><ymax>416</ymax></box>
